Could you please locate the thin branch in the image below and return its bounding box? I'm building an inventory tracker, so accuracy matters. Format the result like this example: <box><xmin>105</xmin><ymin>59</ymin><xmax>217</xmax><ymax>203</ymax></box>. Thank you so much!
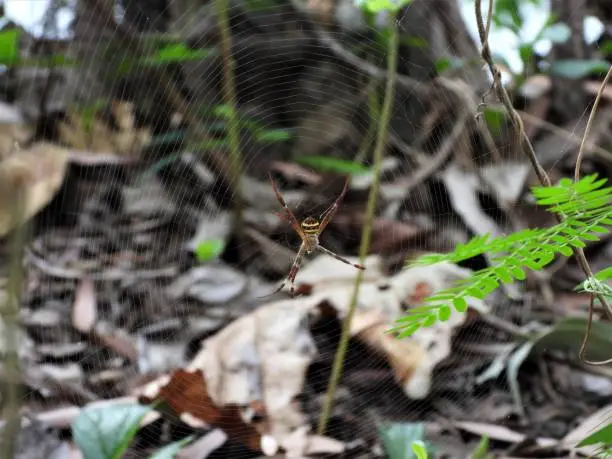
<box><xmin>214</xmin><ymin>0</ymin><xmax>244</xmax><ymax>233</ymax></box>
<box><xmin>317</xmin><ymin>13</ymin><xmax>399</xmax><ymax>436</ymax></box>
<box><xmin>473</xmin><ymin>0</ymin><xmax>611</xmax><ymax>319</ymax></box>
<box><xmin>0</xmin><ymin>187</ymin><xmax>27</xmax><ymax>459</ymax></box>
<box><xmin>575</xmin><ymin>66</ymin><xmax>612</xmax><ymax>182</ymax></box>
<box><xmin>518</xmin><ymin>109</ymin><xmax>612</xmax><ymax>163</ymax></box>
<box><xmin>574</xmin><ymin>65</ymin><xmax>612</xmax><ymax>366</ymax></box>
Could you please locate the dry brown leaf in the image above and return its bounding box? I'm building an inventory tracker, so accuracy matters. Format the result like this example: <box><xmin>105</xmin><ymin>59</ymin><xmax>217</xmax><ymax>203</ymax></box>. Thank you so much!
<box><xmin>269</xmin><ymin>161</ymin><xmax>323</xmax><ymax>186</ymax></box>
<box><xmin>175</xmin><ymin>430</ymin><xmax>228</xmax><ymax>459</ymax></box>
<box><xmin>138</xmin><ymin>369</ymin><xmax>264</xmax><ymax>452</ymax></box>
<box><xmin>57</xmin><ymin>100</ymin><xmax>150</xmax><ymax>157</ymax></box>
<box><xmin>307</xmin><ymin>0</ymin><xmax>335</xmax><ymax>24</ymax></box>
<box><xmin>584</xmin><ymin>80</ymin><xmax>612</xmax><ymax>102</ymax></box>
<box><xmin>0</xmin><ymin>142</ymin><xmax>68</xmax><ymax>237</ymax></box>
<box><xmin>456</xmin><ymin>421</ymin><xmax>557</xmax><ymax>449</ymax></box>
<box><xmin>0</xmin><ymin>102</ymin><xmax>32</xmax><ymax>161</ymax></box>
<box><xmin>136</xmin><ymin>257</ymin><xmax>488</xmax><ymax>456</ymax></box>
<box><xmin>561</xmin><ymin>404</ymin><xmax>612</xmax><ymax>456</ymax></box>
<box><xmin>72</xmin><ymin>277</ymin><xmax>97</xmax><ymax>334</ymax></box>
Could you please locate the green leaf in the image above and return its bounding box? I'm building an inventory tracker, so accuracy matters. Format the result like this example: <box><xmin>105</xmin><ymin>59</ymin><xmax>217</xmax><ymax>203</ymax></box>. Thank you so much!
<box><xmin>72</xmin><ymin>403</ymin><xmax>153</xmax><ymax>459</ymax></box>
<box><xmin>293</xmin><ymin>155</ymin><xmax>371</xmax><ymax>175</ymax></box>
<box><xmin>471</xmin><ymin>435</ymin><xmax>490</xmax><ymax>459</ymax></box>
<box><xmin>141</xmin><ymin>43</ymin><xmax>215</xmax><ymax>65</ymax></box>
<box><xmin>494</xmin><ymin>266</ymin><xmax>513</xmax><ymax>284</ymax></box>
<box><xmin>594</xmin><ymin>266</ymin><xmax>612</xmax><ymax>282</ymax></box>
<box><xmin>438</xmin><ymin>305</ymin><xmax>452</xmax><ymax>322</ymax></box>
<box><xmin>434</xmin><ymin>56</ymin><xmax>465</xmax><ymax>74</ymax></box>
<box><xmin>557</xmin><ymin>244</ymin><xmax>573</xmax><ymax>256</ymax></box>
<box><xmin>149</xmin><ymin>436</ymin><xmax>194</xmax><ymax>459</ymax></box>
<box><xmin>532</xmin><ymin>317</ymin><xmax>612</xmax><ymax>363</ymax></box>
<box><xmin>0</xmin><ymin>29</ymin><xmax>20</xmax><ymax>66</ymax></box>
<box><xmin>508</xmin><ymin>264</ymin><xmax>526</xmax><ymax>280</ymax></box>
<box><xmin>538</xmin><ymin>22</ymin><xmax>571</xmax><ymax>43</ymax></box>
<box><xmin>518</xmin><ymin>44</ymin><xmax>534</xmax><ymax>67</ymax></box>
<box><xmin>195</xmin><ymin>238</ymin><xmax>226</xmax><ymax>262</ymax></box>
<box><xmin>378</xmin><ymin>422</ymin><xmax>427</xmax><ymax>459</ymax></box>
<box><xmin>577</xmin><ymin>423</ymin><xmax>612</xmax><ymax>447</ymax></box>
<box><xmin>397</xmin><ymin>323</ymin><xmax>420</xmax><ymax>338</ymax></box>
<box><xmin>355</xmin><ymin>0</ymin><xmax>411</xmax><ymax>13</ymax></box>
<box><xmin>422</xmin><ymin>314</ymin><xmax>437</xmax><ymax>328</ymax></box>
<box><xmin>506</xmin><ymin>341</ymin><xmax>534</xmax><ymax>417</ymax></box>
<box><xmin>452</xmin><ymin>296</ymin><xmax>468</xmax><ymax>313</ymax></box>
<box><xmin>549</xmin><ymin>59</ymin><xmax>610</xmax><ymax>79</ymax></box>
<box><xmin>411</xmin><ymin>440</ymin><xmax>429</xmax><ymax>459</ymax></box>
<box><xmin>255</xmin><ymin>129</ymin><xmax>293</xmax><ymax>142</ymax></box>
<box><xmin>242</xmin><ymin>0</ymin><xmax>281</xmax><ymax>11</ymax></box>
<box><xmin>482</xmin><ymin>106</ymin><xmax>506</xmax><ymax>136</ymax></box>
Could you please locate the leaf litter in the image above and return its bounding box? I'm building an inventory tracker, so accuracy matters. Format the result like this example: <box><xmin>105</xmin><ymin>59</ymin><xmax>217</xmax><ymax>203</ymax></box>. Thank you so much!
<box><xmin>1</xmin><ymin>6</ymin><xmax>612</xmax><ymax>459</ymax></box>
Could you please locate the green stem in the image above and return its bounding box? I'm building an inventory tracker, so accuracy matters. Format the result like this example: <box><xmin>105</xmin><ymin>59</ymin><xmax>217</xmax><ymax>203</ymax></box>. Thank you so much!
<box><xmin>214</xmin><ymin>0</ymin><xmax>244</xmax><ymax>233</ymax></box>
<box><xmin>0</xmin><ymin>188</ymin><xmax>26</xmax><ymax>459</ymax></box>
<box><xmin>317</xmin><ymin>16</ymin><xmax>399</xmax><ymax>436</ymax></box>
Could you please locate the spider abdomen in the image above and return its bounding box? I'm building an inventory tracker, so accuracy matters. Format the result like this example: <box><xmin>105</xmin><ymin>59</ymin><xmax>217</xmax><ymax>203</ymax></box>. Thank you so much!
<box><xmin>300</xmin><ymin>216</ymin><xmax>320</xmax><ymax>235</ymax></box>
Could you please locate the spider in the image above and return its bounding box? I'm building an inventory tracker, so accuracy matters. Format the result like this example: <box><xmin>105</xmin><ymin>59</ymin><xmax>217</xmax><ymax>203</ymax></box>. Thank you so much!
<box><xmin>263</xmin><ymin>173</ymin><xmax>365</xmax><ymax>298</ymax></box>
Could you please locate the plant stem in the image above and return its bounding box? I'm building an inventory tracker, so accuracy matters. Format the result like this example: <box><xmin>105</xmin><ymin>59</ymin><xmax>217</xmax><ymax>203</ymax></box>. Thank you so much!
<box><xmin>214</xmin><ymin>0</ymin><xmax>244</xmax><ymax>233</ymax></box>
<box><xmin>317</xmin><ymin>15</ymin><xmax>399</xmax><ymax>436</ymax></box>
<box><xmin>0</xmin><ymin>188</ymin><xmax>26</xmax><ymax>459</ymax></box>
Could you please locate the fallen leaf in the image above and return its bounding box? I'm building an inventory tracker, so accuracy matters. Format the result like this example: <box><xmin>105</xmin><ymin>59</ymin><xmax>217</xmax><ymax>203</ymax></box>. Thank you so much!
<box><xmin>149</xmin><ymin>436</ymin><xmax>194</xmax><ymax>459</ymax></box>
<box><xmin>531</xmin><ymin>317</ymin><xmax>612</xmax><ymax>363</ymax></box>
<box><xmin>584</xmin><ymin>79</ymin><xmax>612</xmax><ymax>102</ymax></box>
<box><xmin>455</xmin><ymin>421</ymin><xmax>557</xmax><ymax>448</ymax></box>
<box><xmin>0</xmin><ymin>142</ymin><xmax>68</xmax><ymax>237</ymax></box>
<box><xmin>562</xmin><ymin>404</ymin><xmax>612</xmax><ymax>456</ymax></box>
<box><xmin>71</xmin><ymin>403</ymin><xmax>154</xmax><ymax>459</ymax></box>
<box><xmin>57</xmin><ymin>100</ymin><xmax>150</xmax><ymax>158</ymax></box>
<box><xmin>138</xmin><ymin>369</ymin><xmax>264</xmax><ymax>452</ymax></box>
<box><xmin>0</xmin><ymin>101</ymin><xmax>32</xmax><ymax>160</ymax></box>
<box><xmin>72</xmin><ymin>277</ymin><xmax>97</xmax><ymax>334</ymax></box>
<box><xmin>176</xmin><ymin>430</ymin><xmax>227</xmax><ymax>459</ymax></box>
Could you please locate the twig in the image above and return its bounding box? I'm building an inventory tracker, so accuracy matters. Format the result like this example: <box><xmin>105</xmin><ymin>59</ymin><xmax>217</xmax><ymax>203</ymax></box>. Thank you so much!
<box><xmin>575</xmin><ymin>66</ymin><xmax>612</xmax><ymax>182</ymax></box>
<box><xmin>26</xmin><ymin>250</ymin><xmax>178</xmax><ymax>281</ymax></box>
<box><xmin>579</xmin><ymin>295</ymin><xmax>612</xmax><ymax>365</ymax></box>
<box><xmin>473</xmin><ymin>0</ymin><xmax>611</xmax><ymax>319</ymax></box>
<box><xmin>214</xmin><ymin>0</ymin><xmax>244</xmax><ymax>233</ymax></box>
<box><xmin>317</xmin><ymin>13</ymin><xmax>399</xmax><ymax>436</ymax></box>
<box><xmin>0</xmin><ymin>187</ymin><xmax>27</xmax><ymax>459</ymax></box>
<box><xmin>517</xmin><ymin>109</ymin><xmax>612</xmax><ymax>163</ymax></box>
<box><xmin>574</xmin><ymin>65</ymin><xmax>612</xmax><ymax>366</ymax></box>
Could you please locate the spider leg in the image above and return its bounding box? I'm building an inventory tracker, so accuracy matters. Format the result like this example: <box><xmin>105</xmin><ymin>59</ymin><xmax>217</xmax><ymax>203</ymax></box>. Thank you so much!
<box><xmin>257</xmin><ymin>243</ymin><xmax>308</xmax><ymax>299</ymax></box>
<box><xmin>269</xmin><ymin>173</ymin><xmax>307</xmax><ymax>240</ymax></box>
<box><xmin>318</xmin><ymin>176</ymin><xmax>350</xmax><ymax>233</ymax></box>
<box><xmin>316</xmin><ymin>245</ymin><xmax>365</xmax><ymax>270</ymax></box>
<box><xmin>286</xmin><ymin>243</ymin><xmax>308</xmax><ymax>296</ymax></box>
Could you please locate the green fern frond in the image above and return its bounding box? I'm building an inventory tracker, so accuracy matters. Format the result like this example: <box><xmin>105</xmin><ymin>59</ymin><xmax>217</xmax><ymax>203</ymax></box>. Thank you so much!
<box><xmin>392</xmin><ymin>174</ymin><xmax>612</xmax><ymax>338</ymax></box>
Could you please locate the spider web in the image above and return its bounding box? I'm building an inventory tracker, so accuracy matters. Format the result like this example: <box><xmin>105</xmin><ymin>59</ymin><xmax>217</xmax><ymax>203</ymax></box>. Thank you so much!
<box><xmin>2</xmin><ymin>0</ymin><xmax>597</xmax><ymax>457</ymax></box>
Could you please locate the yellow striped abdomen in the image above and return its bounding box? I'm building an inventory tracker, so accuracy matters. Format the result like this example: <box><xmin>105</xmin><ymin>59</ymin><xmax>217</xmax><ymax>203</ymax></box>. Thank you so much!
<box><xmin>301</xmin><ymin>217</ymin><xmax>320</xmax><ymax>235</ymax></box>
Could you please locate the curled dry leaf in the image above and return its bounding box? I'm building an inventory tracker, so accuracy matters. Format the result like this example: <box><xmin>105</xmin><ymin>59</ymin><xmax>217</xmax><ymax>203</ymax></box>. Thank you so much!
<box><xmin>136</xmin><ymin>255</ymin><xmax>488</xmax><ymax>456</ymax></box>
<box><xmin>0</xmin><ymin>102</ymin><xmax>32</xmax><ymax>161</ymax></box>
<box><xmin>138</xmin><ymin>369</ymin><xmax>264</xmax><ymax>453</ymax></box>
<box><xmin>72</xmin><ymin>277</ymin><xmax>97</xmax><ymax>334</ymax></box>
<box><xmin>71</xmin><ymin>277</ymin><xmax>138</xmax><ymax>362</ymax></box>
<box><xmin>0</xmin><ymin>142</ymin><xmax>69</xmax><ymax>237</ymax></box>
<box><xmin>57</xmin><ymin>100</ymin><xmax>150</xmax><ymax>158</ymax></box>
